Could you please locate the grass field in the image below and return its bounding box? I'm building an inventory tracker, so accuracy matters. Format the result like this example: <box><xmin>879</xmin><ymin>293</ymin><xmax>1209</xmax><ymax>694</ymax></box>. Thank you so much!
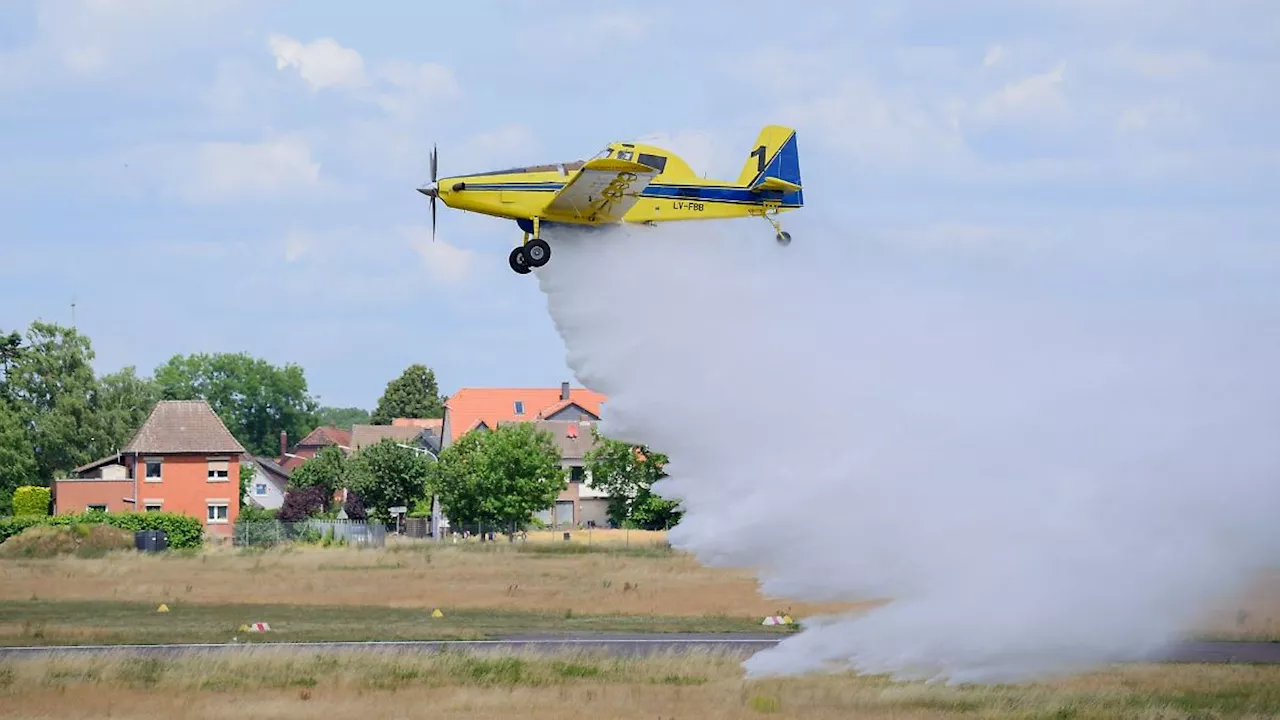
<box><xmin>0</xmin><ymin>599</ymin><xmax>784</xmax><ymax>645</ymax></box>
<box><xmin>0</xmin><ymin>537</ymin><xmax>863</xmax><ymax>645</ymax></box>
<box><xmin>2</xmin><ymin>532</ymin><xmax>1278</xmax><ymax>645</ymax></box>
<box><xmin>3</xmin><ymin>649</ymin><xmax>1280</xmax><ymax>719</ymax></box>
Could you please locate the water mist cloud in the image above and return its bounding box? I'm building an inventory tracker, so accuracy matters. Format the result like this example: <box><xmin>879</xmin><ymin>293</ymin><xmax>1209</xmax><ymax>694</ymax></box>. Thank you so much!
<box><xmin>534</xmin><ymin>220</ymin><xmax>1280</xmax><ymax>684</ymax></box>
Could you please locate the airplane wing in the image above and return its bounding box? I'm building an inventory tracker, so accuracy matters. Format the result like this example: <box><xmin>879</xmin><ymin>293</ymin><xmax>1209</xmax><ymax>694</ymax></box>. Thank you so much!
<box><xmin>544</xmin><ymin>157</ymin><xmax>659</xmax><ymax>222</ymax></box>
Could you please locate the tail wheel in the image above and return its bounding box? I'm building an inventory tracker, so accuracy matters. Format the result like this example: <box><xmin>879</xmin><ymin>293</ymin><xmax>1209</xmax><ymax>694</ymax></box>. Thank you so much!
<box><xmin>776</xmin><ymin>231</ymin><xmax>792</xmax><ymax>246</ymax></box>
<box><xmin>509</xmin><ymin>246</ymin><xmax>531</xmax><ymax>274</ymax></box>
<box><xmin>525</xmin><ymin>238</ymin><xmax>551</xmax><ymax>268</ymax></box>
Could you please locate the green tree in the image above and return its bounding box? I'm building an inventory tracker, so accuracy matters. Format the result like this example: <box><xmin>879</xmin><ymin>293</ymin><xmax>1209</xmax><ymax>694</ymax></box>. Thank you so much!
<box><xmin>436</xmin><ymin>423</ymin><xmax>565</xmax><ymax>535</ymax></box>
<box><xmin>317</xmin><ymin>406</ymin><xmax>369</xmax><ymax>429</ymax></box>
<box><xmin>370</xmin><ymin>364</ymin><xmax>444</xmax><ymax>424</ymax></box>
<box><xmin>5</xmin><ymin>322</ymin><xmax>99</xmax><ymax>480</ymax></box>
<box><xmin>0</xmin><ymin>330</ymin><xmax>21</xmax><ymax>400</ymax></box>
<box><xmin>287</xmin><ymin>445</ymin><xmax>349</xmax><ymax>504</ymax></box>
<box><xmin>0</xmin><ymin>399</ymin><xmax>37</xmax><ymax>499</ymax></box>
<box><xmin>583</xmin><ymin>429</ymin><xmax>681</xmax><ymax>530</ymax></box>
<box><xmin>154</xmin><ymin>352</ymin><xmax>320</xmax><ymax>456</ymax></box>
<box><xmin>347</xmin><ymin>438</ymin><xmax>433</xmax><ymax>516</ymax></box>
<box><xmin>86</xmin><ymin>366</ymin><xmax>159</xmax><ymax>457</ymax></box>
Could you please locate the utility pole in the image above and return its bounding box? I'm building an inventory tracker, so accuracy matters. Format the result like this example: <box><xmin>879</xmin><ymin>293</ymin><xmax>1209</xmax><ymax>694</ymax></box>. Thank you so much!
<box><xmin>71</xmin><ymin>296</ymin><xmax>77</xmax><ymax>327</ymax></box>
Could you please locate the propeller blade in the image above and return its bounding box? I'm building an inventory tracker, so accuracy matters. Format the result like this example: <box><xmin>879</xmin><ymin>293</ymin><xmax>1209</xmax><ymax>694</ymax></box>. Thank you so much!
<box><xmin>431</xmin><ymin>196</ymin><xmax>437</xmax><ymax>242</ymax></box>
<box><xmin>430</xmin><ymin>144</ymin><xmax>437</xmax><ymax>183</ymax></box>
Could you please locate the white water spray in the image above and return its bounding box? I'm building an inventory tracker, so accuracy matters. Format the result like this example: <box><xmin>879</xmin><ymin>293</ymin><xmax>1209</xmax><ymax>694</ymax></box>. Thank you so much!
<box><xmin>534</xmin><ymin>220</ymin><xmax>1280</xmax><ymax>684</ymax></box>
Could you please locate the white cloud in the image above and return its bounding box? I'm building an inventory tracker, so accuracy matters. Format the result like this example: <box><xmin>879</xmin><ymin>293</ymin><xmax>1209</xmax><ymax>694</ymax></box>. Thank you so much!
<box><xmin>192</xmin><ymin>136</ymin><xmax>320</xmax><ymax>201</ymax></box>
<box><xmin>402</xmin><ymin>226</ymin><xmax>476</xmax><ymax>285</ymax></box>
<box><xmin>1111</xmin><ymin>47</ymin><xmax>1216</xmax><ymax>81</ymax></box>
<box><xmin>970</xmin><ymin>61</ymin><xmax>1068</xmax><ymax>125</ymax></box>
<box><xmin>635</xmin><ymin>130</ymin><xmax>735</xmax><ymax>179</ymax></box>
<box><xmin>116</xmin><ymin>135</ymin><xmax>322</xmax><ymax>204</ymax></box>
<box><xmin>778</xmin><ymin>74</ymin><xmax>969</xmax><ymax>169</ymax></box>
<box><xmin>267</xmin><ymin>33</ymin><xmax>459</xmax><ymax>117</ymax></box>
<box><xmin>458</xmin><ymin>125</ymin><xmax>538</xmax><ymax>167</ymax></box>
<box><xmin>585</xmin><ymin>11</ymin><xmax>653</xmax><ymax>39</ymax></box>
<box><xmin>1117</xmin><ymin>108</ymin><xmax>1149</xmax><ymax>132</ymax></box>
<box><xmin>983</xmin><ymin>44</ymin><xmax>1006</xmax><ymax>68</ymax></box>
<box><xmin>372</xmin><ymin>59</ymin><xmax>460</xmax><ymax>120</ymax></box>
<box><xmin>284</xmin><ymin>230</ymin><xmax>313</xmax><ymax>262</ymax></box>
<box><xmin>268</xmin><ymin>34</ymin><xmax>367</xmax><ymax>92</ymax></box>
<box><xmin>31</xmin><ymin>0</ymin><xmax>247</xmax><ymax>78</ymax></box>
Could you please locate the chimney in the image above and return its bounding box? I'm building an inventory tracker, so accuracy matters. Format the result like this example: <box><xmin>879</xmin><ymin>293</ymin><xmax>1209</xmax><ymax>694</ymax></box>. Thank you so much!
<box><xmin>561</xmin><ymin>381</ymin><xmax>570</xmax><ymax>401</ymax></box>
<box><xmin>280</xmin><ymin>431</ymin><xmax>287</xmax><ymax>459</ymax></box>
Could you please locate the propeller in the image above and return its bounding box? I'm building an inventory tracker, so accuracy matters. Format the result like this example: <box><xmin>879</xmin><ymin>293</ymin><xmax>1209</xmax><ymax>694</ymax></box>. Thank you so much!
<box><xmin>416</xmin><ymin>144</ymin><xmax>439</xmax><ymax>241</ymax></box>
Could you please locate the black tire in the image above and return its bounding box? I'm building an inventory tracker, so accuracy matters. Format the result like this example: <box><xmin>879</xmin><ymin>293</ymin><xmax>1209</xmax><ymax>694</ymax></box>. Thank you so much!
<box><xmin>525</xmin><ymin>238</ymin><xmax>551</xmax><ymax>267</ymax></box>
<box><xmin>776</xmin><ymin>231</ymin><xmax>792</xmax><ymax>246</ymax></box>
<box><xmin>509</xmin><ymin>246</ymin><xmax>531</xmax><ymax>274</ymax></box>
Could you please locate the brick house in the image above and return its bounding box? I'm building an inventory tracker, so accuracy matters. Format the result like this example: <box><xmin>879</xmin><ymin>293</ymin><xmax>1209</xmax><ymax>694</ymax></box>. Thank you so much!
<box><xmin>54</xmin><ymin>400</ymin><xmax>247</xmax><ymax>537</ymax></box>
<box><xmin>278</xmin><ymin>425</ymin><xmax>351</xmax><ymax>473</ymax></box>
<box><xmin>443</xmin><ymin>382</ymin><xmax>611</xmax><ymax>529</ymax></box>
<box><xmin>441</xmin><ymin>381</ymin><xmax>606</xmax><ymax>447</ymax></box>
<box><xmin>510</xmin><ymin>419</ymin><xmax>611</xmax><ymax>528</ymax></box>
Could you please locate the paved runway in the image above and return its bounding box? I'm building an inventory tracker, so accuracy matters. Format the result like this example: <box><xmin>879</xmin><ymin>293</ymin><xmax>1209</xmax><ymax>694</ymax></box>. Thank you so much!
<box><xmin>2</xmin><ymin>634</ymin><xmax>1278</xmax><ymax>664</ymax></box>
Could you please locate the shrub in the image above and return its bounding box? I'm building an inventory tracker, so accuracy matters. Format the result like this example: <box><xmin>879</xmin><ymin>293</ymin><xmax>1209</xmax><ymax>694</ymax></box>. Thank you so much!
<box><xmin>0</xmin><ymin>511</ymin><xmax>203</xmax><ymax>549</ymax></box>
<box><xmin>12</xmin><ymin>486</ymin><xmax>51</xmax><ymax>517</ymax></box>
<box><xmin>0</xmin><ymin>524</ymin><xmax>134</xmax><ymax>558</ymax></box>
<box><xmin>343</xmin><ymin>491</ymin><xmax>367</xmax><ymax>520</ymax></box>
<box><xmin>279</xmin><ymin>486</ymin><xmax>328</xmax><ymax>522</ymax></box>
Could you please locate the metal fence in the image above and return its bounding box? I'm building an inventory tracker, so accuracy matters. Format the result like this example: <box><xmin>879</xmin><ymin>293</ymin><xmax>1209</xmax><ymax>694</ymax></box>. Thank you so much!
<box><xmin>232</xmin><ymin>519</ymin><xmax>387</xmax><ymax>548</ymax></box>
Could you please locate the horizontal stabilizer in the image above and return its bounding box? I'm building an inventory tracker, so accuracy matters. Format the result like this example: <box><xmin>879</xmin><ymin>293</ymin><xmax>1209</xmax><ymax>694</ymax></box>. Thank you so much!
<box><xmin>750</xmin><ymin>176</ymin><xmax>803</xmax><ymax>194</ymax></box>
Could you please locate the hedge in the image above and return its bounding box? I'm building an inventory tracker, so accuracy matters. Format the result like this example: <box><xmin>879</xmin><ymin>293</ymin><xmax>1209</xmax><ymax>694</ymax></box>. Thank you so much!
<box><xmin>12</xmin><ymin>486</ymin><xmax>51</xmax><ymax>517</ymax></box>
<box><xmin>0</xmin><ymin>511</ymin><xmax>204</xmax><ymax>549</ymax></box>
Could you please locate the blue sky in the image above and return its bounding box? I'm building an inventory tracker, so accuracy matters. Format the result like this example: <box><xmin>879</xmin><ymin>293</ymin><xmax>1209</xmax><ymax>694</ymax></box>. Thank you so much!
<box><xmin>1</xmin><ymin>0</ymin><xmax>1275</xmax><ymax>408</ymax></box>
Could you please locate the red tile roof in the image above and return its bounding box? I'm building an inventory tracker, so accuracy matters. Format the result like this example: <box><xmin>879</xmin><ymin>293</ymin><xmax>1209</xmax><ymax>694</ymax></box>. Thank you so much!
<box><xmin>296</xmin><ymin>426</ymin><xmax>351</xmax><ymax>449</ymax></box>
<box><xmin>445</xmin><ymin>386</ymin><xmax>606</xmax><ymax>442</ymax></box>
<box><xmin>391</xmin><ymin>418</ymin><xmax>444</xmax><ymax>431</ymax></box>
<box><xmin>121</xmin><ymin>400</ymin><xmax>246</xmax><ymax>455</ymax></box>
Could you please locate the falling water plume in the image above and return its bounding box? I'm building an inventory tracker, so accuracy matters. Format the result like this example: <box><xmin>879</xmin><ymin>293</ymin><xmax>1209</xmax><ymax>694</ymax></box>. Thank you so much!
<box><xmin>533</xmin><ymin>219</ymin><xmax>1280</xmax><ymax>684</ymax></box>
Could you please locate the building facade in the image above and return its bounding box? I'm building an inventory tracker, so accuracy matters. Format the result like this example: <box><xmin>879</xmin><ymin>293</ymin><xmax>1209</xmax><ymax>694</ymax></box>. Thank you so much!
<box><xmin>53</xmin><ymin>400</ymin><xmax>247</xmax><ymax>538</ymax></box>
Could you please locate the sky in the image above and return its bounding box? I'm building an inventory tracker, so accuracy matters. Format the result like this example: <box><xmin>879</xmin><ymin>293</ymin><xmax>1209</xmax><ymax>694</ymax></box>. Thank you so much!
<box><xmin>1</xmin><ymin>0</ymin><xmax>1276</xmax><ymax>409</ymax></box>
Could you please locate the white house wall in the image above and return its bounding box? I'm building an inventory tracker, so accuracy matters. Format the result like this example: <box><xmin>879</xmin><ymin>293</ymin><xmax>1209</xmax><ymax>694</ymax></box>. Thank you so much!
<box><xmin>244</xmin><ymin>465</ymin><xmax>285</xmax><ymax>510</ymax></box>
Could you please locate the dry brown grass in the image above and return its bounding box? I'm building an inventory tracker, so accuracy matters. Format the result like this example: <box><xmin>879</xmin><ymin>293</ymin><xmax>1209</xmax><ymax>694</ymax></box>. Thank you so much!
<box><xmin>0</xmin><ymin>541</ymin><xmax>863</xmax><ymax>619</ymax></box>
<box><xmin>2</xmin><ymin>649</ymin><xmax>1279</xmax><ymax>719</ymax></box>
<box><xmin>517</xmin><ymin>527</ymin><xmax>669</xmax><ymax>545</ymax></box>
<box><xmin>4</xmin><ymin>539</ymin><xmax>1278</xmax><ymax>641</ymax></box>
<box><xmin>1189</xmin><ymin>569</ymin><xmax>1280</xmax><ymax>641</ymax></box>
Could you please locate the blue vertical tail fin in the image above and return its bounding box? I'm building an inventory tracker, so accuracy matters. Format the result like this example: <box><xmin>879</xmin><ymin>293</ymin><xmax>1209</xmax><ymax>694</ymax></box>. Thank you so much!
<box><xmin>740</xmin><ymin>126</ymin><xmax>803</xmax><ymax>206</ymax></box>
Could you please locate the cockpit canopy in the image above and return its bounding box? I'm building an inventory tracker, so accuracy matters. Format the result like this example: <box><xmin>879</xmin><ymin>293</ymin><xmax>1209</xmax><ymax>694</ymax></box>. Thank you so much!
<box><xmin>591</xmin><ymin>144</ymin><xmax>669</xmax><ymax>174</ymax></box>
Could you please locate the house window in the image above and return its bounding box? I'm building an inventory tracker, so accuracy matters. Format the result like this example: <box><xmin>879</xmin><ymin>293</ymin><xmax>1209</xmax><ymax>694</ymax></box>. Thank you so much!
<box><xmin>570</xmin><ymin>466</ymin><xmax>585</xmax><ymax>483</ymax></box>
<box><xmin>255</xmin><ymin>483</ymin><xmax>267</xmax><ymax>496</ymax></box>
<box><xmin>207</xmin><ymin>458</ymin><xmax>229</xmax><ymax>482</ymax></box>
<box><xmin>87</xmin><ymin>504</ymin><xmax>107</xmax><ymax>512</ymax></box>
<box><xmin>513</xmin><ymin>401</ymin><xmax>524</xmax><ymax>415</ymax></box>
<box><xmin>144</xmin><ymin>502</ymin><xmax>162</xmax><ymax>512</ymax></box>
<box><xmin>207</xmin><ymin>503</ymin><xmax>229</xmax><ymax>523</ymax></box>
<box><xmin>144</xmin><ymin>458</ymin><xmax>162</xmax><ymax>482</ymax></box>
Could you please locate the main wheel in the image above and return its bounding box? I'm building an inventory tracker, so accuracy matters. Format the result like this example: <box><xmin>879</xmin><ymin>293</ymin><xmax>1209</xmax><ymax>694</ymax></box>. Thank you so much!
<box><xmin>776</xmin><ymin>231</ymin><xmax>792</xmax><ymax>246</ymax></box>
<box><xmin>524</xmin><ymin>238</ymin><xmax>551</xmax><ymax>268</ymax></box>
<box><xmin>509</xmin><ymin>246</ymin><xmax>531</xmax><ymax>274</ymax></box>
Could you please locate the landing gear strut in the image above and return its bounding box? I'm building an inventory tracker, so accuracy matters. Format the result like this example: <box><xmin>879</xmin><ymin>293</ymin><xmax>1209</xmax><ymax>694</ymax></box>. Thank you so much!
<box><xmin>509</xmin><ymin>217</ymin><xmax>551</xmax><ymax>275</ymax></box>
<box><xmin>757</xmin><ymin>206</ymin><xmax>792</xmax><ymax>246</ymax></box>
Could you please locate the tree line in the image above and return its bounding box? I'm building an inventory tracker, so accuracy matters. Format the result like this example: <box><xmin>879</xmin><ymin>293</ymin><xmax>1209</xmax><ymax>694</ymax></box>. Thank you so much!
<box><xmin>1</xmin><ymin>319</ymin><xmax>681</xmax><ymax>530</ymax></box>
<box><xmin>0</xmin><ymin>320</ymin><xmax>447</xmax><ymax>513</ymax></box>
<box><xmin>270</xmin><ymin>421</ymin><xmax>681</xmax><ymax>533</ymax></box>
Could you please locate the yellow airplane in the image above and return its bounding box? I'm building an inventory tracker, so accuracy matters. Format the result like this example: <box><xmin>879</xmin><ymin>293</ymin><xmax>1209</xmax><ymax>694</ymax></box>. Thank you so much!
<box><xmin>417</xmin><ymin>125</ymin><xmax>804</xmax><ymax>274</ymax></box>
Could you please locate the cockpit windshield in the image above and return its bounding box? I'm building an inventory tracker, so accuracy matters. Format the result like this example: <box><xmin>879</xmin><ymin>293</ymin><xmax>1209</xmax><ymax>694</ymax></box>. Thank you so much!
<box><xmin>589</xmin><ymin>145</ymin><xmax>634</xmax><ymax>161</ymax></box>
